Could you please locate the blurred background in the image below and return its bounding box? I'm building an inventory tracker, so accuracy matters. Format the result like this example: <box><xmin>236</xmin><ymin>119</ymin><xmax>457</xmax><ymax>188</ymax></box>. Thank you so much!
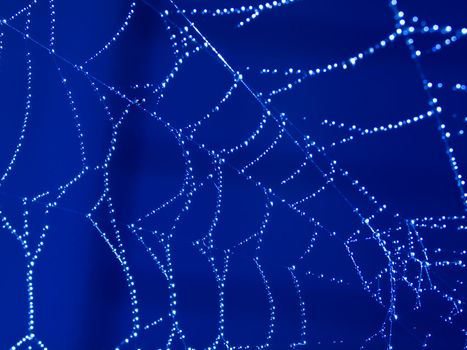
<box><xmin>0</xmin><ymin>0</ymin><xmax>466</xmax><ymax>349</ymax></box>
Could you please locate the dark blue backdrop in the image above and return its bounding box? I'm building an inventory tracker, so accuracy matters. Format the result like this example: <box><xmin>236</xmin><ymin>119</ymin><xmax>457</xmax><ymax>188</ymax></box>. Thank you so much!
<box><xmin>0</xmin><ymin>0</ymin><xmax>466</xmax><ymax>349</ymax></box>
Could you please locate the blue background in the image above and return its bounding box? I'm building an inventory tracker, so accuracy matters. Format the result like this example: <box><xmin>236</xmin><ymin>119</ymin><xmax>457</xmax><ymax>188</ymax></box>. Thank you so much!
<box><xmin>0</xmin><ymin>0</ymin><xmax>466</xmax><ymax>349</ymax></box>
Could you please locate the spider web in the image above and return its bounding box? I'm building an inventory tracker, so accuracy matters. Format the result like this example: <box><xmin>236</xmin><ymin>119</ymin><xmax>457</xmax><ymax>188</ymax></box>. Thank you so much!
<box><xmin>0</xmin><ymin>0</ymin><xmax>466</xmax><ymax>349</ymax></box>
